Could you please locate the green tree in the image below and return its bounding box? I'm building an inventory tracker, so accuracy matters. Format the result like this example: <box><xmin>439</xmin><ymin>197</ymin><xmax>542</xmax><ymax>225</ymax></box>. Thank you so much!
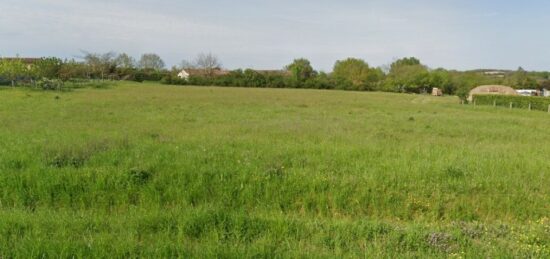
<box><xmin>285</xmin><ymin>58</ymin><xmax>315</xmax><ymax>83</ymax></box>
<box><xmin>332</xmin><ymin>58</ymin><xmax>383</xmax><ymax>90</ymax></box>
<box><xmin>428</xmin><ymin>69</ymin><xmax>455</xmax><ymax>94</ymax></box>
<box><xmin>243</xmin><ymin>69</ymin><xmax>266</xmax><ymax>87</ymax></box>
<box><xmin>386</xmin><ymin>59</ymin><xmax>429</xmax><ymax>93</ymax></box>
<box><xmin>390</xmin><ymin>57</ymin><xmax>421</xmax><ymax>74</ymax></box>
<box><xmin>32</xmin><ymin>57</ymin><xmax>63</xmax><ymax>79</ymax></box>
<box><xmin>506</xmin><ymin>67</ymin><xmax>538</xmax><ymax>89</ymax></box>
<box><xmin>0</xmin><ymin>59</ymin><xmax>27</xmax><ymax>86</ymax></box>
<box><xmin>58</xmin><ymin>59</ymin><xmax>88</xmax><ymax>81</ymax></box>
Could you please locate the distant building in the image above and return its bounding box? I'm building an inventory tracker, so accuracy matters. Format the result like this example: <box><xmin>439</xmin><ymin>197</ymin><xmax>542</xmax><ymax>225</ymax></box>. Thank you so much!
<box><xmin>479</xmin><ymin>71</ymin><xmax>506</xmax><ymax>79</ymax></box>
<box><xmin>468</xmin><ymin>85</ymin><xmax>518</xmax><ymax>102</ymax></box>
<box><xmin>431</xmin><ymin>88</ymin><xmax>443</xmax><ymax>96</ymax></box>
<box><xmin>177</xmin><ymin>68</ymin><xmax>229</xmax><ymax>79</ymax></box>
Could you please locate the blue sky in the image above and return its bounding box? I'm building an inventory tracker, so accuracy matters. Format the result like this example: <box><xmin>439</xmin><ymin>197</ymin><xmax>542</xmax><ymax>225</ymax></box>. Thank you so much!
<box><xmin>1</xmin><ymin>0</ymin><xmax>549</xmax><ymax>71</ymax></box>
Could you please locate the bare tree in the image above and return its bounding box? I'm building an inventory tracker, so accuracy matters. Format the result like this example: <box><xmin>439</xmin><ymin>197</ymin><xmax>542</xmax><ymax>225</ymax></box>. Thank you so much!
<box><xmin>115</xmin><ymin>53</ymin><xmax>136</xmax><ymax>69</ymax></box>
<box><xmin>80</xmin><ymin>50</ymin><xmax>116</xmax><ymax>79</ymax></box>
<box><xmin>194</xmin><ymin>52</ymin><xmax>221</xmax><ymax>76</ymax></box>
<box><xmin>139</xmin><ymin>53</ymin><xmax>165</xmax><ymax>70</ymax></box>
<box><xmin>179</xmin><ymin>59</ymin><xmax>194</xmax><ymax>69</ymax></box>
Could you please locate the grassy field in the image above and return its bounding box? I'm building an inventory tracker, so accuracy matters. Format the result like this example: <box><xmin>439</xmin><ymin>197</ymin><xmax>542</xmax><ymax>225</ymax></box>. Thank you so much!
<box><xmin>0</xmin><ymin>81</ymin><xmax>549</xmax><ymax>258</ymax></box>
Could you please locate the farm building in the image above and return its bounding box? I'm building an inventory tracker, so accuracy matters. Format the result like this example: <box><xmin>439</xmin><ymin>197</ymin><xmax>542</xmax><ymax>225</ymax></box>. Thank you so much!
<box><xmin>431</xmin><ymin>88</ymin><xmax>443</xmax><ymax>96</ymax></box>
<box><xmin>468</xmin><ymin>85</ymin><xmax>518</xmax><ymax>102</ymax></box>
<box><xmin>177</xmin><ymin>68</ymin><xmax>229</xmax><ymax>79</ymax></box>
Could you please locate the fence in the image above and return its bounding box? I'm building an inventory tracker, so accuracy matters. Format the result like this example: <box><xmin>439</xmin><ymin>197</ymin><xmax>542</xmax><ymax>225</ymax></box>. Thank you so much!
<box><xmin>471</xmin><ymin>95</ymin><xmax>550</xmax><ymax>112</ymax></box>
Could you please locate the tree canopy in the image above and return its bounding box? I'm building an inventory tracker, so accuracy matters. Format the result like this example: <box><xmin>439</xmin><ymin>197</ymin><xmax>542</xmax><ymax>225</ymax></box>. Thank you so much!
<box><xmin>332</xmin><ymin>58</ymin><xmax>384</xmax><ymax>90</ymax></box>
<box><xmin>285</xmin><ymin>58</ymin><xmax>315</xmax><ymax>82</ymax></box>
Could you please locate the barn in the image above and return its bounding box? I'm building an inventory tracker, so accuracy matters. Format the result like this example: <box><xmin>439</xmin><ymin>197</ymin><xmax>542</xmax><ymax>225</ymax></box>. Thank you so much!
<box><xmin>468</xmin><ymin>85</ymin><xmax>518</xmax><ymax>102</ymax></box>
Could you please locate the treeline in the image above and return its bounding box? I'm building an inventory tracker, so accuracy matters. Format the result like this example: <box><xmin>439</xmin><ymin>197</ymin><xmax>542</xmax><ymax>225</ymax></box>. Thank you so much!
<box><xmin>163</xmin><ymin>56</ymin><xmax>550</xmax><ymax>100</ymax></box>
<box><xmin>1</xmin><ymin>52</ymin><xmax>550</xmax><ymax>100</ymax></box>
<box><xmin>0</xmin><ymin>52</ymin><xmax>170</xmax><ymax>89</ymax></box>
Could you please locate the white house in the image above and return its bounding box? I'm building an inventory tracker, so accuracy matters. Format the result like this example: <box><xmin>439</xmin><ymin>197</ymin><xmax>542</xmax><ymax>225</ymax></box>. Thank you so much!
<box><xmin>177</xmin><ymin>69</ymin><xmax>190</xmax><ymax>79</ymax></box>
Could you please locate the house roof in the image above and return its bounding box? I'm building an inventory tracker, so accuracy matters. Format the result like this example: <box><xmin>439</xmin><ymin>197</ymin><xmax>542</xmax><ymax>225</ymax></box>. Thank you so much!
<box><xmin>0</xmin><ymin>57</ymin><xmax>41</xmax><ymax>64</ymax></box>
<box><xmin>254</xmin><ymin>70</ymin><xmax>292</xmax><ymax>76</ymax></box>
<box><xmin>181</xmin><ymin>68</ymin><xmax>229</xmax><ymax>76</ymax></box>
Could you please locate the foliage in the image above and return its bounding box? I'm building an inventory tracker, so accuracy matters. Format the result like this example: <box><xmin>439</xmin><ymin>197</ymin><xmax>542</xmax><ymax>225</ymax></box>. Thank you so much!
<box><xmin>332</xmin><ymin>58</ymin><xmax>384</xmax><ymax>90</ymax></box>
<box><xmin>32</xmin><ymin>57</ymin><xmax>63</xmax><ymax>79</ymax></box>
<box><xmin>35</xmin><ymin>78</ymin><xmax>64</xmax><ymax>91</ymax></box>
<box><xmin>3</xmin><ymin>54</ymin><xmax>550</xmax><ymax>96</ymax></box>
<box><xmin>503</xmin><ymin>67</ymin><xmax>539</xmax><ymax>89</ymax></box>
<box><xmin>390</xmin><ymin>57</ymin><xmax>421</xmax><ymax>74</ymax></box>
<box><xmin>58</xmin><ymin>60</ymin><xmax>88</xmax><ymax>81</ymax></box>
<box><xmin>285</xmin><ymin>58</ymin><xmax>315</xmax><ymax>83</ymax></box>
<box><xmin>0</xmin><ymin>58</ymin><xmax>29</xmax><ymax>86</ymax></box>
<box><xmin>386</xmin><ymin>64</ymin><xmax>430</xmax><ymax>93</ymax></box>
<box><xmin>428</xmin><ymin>69</ymin><xmax>455</xmax><ymax>94</ymax></box>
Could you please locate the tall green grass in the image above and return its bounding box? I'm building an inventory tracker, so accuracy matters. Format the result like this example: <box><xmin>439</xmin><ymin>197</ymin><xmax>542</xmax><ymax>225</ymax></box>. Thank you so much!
<box><xmin>0</xmin><ymin>82</ymin><xmax>549</xmax><ymax>257</ymax></box>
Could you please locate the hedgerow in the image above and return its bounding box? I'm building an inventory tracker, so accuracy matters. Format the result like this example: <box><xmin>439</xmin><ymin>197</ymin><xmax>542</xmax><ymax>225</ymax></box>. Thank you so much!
<box><xmin>473</xmin><ymin>94</ymin><xmax>550</xmax><ymax>111</ymax></box>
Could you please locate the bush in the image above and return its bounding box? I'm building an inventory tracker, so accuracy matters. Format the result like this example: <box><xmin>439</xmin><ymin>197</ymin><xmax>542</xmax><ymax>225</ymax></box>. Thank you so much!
<box><xmin>160</xmin><ymin>75</ymin><xmax>187</xmax><ymax>85</ymax></box>
<box><xmin>473</xmin><ymin>94</ymin><xmax>550</xmax><ymax>111</ymax></box>
<box><xmin>133</xmin><ymin>71</ymin><xmax>146</xmax><ymax>82</ymax></box>
<box><xmin>36</xmin><ymin>78</ymin><xmax>64</xmax><ymax>91</ymax></box>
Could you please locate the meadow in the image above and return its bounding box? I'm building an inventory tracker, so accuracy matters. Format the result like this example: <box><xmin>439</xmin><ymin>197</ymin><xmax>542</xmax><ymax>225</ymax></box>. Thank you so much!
<box><xmin>0</xmin><ymin>81</ymin><xmax>549</xmax><ymax>258</ymax></box>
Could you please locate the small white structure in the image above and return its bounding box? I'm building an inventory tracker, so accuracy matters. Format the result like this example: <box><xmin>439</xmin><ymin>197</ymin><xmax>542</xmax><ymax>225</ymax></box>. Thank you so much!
<box><xmin>543</xmin><ymin>89</ymin><xmax>550</xmax><ymax>97</ymax></box>
<box><xmin>516</xmin><ymin>89</ymin><xmax>538</xmax><ymax>96</ymax></box>
<box><xmin>177</xmin><ymin>69</ymin><xmax>191</xmax><ymax>80</ymax></box>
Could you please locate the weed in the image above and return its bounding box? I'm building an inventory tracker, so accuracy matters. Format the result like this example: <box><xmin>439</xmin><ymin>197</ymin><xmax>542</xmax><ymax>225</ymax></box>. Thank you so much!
<box><xmin>129</xmin><ymin>168</ymin><xmax>153</xmax><ymax>185</ymax></box>
<box><xmin>445</xmin><ymin>166</ymin><xmax>465</xmax><ymax>178</ymax></box>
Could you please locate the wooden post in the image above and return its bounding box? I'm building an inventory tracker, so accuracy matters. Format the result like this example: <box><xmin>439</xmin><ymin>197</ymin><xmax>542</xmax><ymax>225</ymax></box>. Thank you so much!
<box><xmin>510</xmin><ymin>102</ymin><xmax>513</xmax><ymax>109</ymax></box>
<box><xmin>529</xmin><ymin>103</ymin><xmax>531</xmax><ymax>111</ymax></box>
<box><xmin>473</xmin><ymin>100</ymin><xmax>476</xmax><ymax>107</ymax></box>
<box><xmin>548</xmin><ymin>104</ymin><xmax>550</xmax><ymax>113</ymax></box>
<box><xmin>493</xmin><ymin>100</ymin><xmax>496</xmax><ymax>107</ymax></box>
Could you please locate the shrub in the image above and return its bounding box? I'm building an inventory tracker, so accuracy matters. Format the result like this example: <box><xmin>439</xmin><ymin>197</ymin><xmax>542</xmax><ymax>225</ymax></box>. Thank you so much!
<box><xmin>133</xmin><ymin>71</ymin><xmax>146</xmax><ymax>82</ymax></box>
<box><xmin>36</xmin><ymin>78</ymin><xmax>64</xmax><ymax>91</ymax></box>
<box><xmin>128</xmin><ymin>168</ymin><xmax>153</xmax><ymax>185</ymax></box>
<box><xmin>160</xmin><ymin>75</ymin><xmax>187</xmax><ymax>85</ymax></box>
